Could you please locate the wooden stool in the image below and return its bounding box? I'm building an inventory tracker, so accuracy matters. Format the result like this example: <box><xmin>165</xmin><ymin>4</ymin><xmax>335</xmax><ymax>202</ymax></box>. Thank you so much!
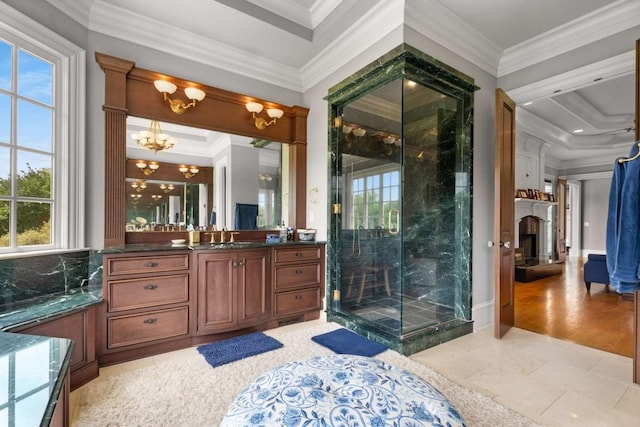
<box><xmin>345</xmin><ymin>265</ymin><xmax>392</xmax><ymax>303</ymax></box>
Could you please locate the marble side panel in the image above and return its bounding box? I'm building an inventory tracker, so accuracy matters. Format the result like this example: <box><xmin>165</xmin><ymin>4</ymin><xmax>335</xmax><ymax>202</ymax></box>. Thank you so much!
<box><xmin>0</xmin><ymin>250</ymin><xmax>90</xmax><ymax>308</ymax></box>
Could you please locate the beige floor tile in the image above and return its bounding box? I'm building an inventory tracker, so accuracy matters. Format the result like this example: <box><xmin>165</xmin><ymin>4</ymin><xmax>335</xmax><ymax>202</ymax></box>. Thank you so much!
<box><xmin>411</xmin><ymin>344</ymin><xmax>493</xmax><ymax>382</ymax></box>
<box><xmin>589</xmin><ymin>353</ymin><xmax>634</xmax><ymax>385</ymax></box>
<box><xmin>539</xmin><ymin>390</ymin><xmax>640</xmax><ymax>427</ymax></box>
<box><xmin>467</xmin><ymin>365</ymin><xmax>566</xmax><ymax>415</ymax></box>
<box><xmin>515</xmin><ymin>334</ymin><xmax>603</xmax><ymax>371</ymax></box>
<box><xmin>615</xmin><ymin>385</ymin><xmax>640</xmax><ymax>418</ymax></box>
<box><xmin>531</xmin><ymin>361</ymin><xmax>628</xmax><ymax>407</ymax></box>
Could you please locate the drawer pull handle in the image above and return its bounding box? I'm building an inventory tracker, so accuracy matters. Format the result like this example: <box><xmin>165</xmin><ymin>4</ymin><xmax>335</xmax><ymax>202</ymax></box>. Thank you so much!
<box><xmin>144</xmin><ymin>284</ymin><xmax>158</xmax><ymax>290</ymax></box>
<box><xmin>144</xmin><ymin>262</ymin><xmax>158</xmax><ymax>268</ymax></box>
<box><xmin>295</xmin><ymin>295</ymin><xmax>303</xmax><ymax>300</ymax></box>
<box><xmin>295</xmin><ymin>252</ymin><xmax>303</xmax><ymax>257</ymax></box>
<box><xmin>295</xmin><ymin>269</ymin><xmax>303</xmax><ymax>274</ymax></box>
<box><xmin>143</xmin><ymin>318</ymin><xmax>158</xmax><ymax>324</ymax></box>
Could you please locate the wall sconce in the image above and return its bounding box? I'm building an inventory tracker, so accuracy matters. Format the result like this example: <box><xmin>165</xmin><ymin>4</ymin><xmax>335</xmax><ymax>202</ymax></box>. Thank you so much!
<box><xmin>151</xmin><ymin>194</ymin><xmax>163</xmax><ymax>201</ymax></box>
<box><xmin>159</xmin><ymin>183</ymin><xmax>174</xmax><ymax>193</ymax></box>
<box><xmin>383</xmin><ymin>135</ymin><xmax>402</xmax><ymax>146</ymax></box>
<box><xmin>136</xmin><ymin>160</ymin><xmax>159</xmax><ymax>176</ymax></box>
<box><xmin>130</xmin><ymin>193</ymin><xmax>142</xmax><ymax>205</ymax></box>
<box><xmin>132</xmin><ymin>120</ymin><xmax>176</xmax><ymax>153</ymax></box>
<box><xmin>245</xmin><ymin>102</ymin><xmax>284</xmax><ymax>129</ymax></box>
<box><xmin>154</xmin><ymin>80</ymin><xmax>206</xmax><ymax>114</ymax></box>
<box><xmin>342</xmin><ymin>125</ymin><xmax>366</xmax><ymax>137</ymax></box>
<box><xmin>179</xmin><ymin>165</ymin><xmax>199</xmax><ymax>179</ymax></box>
<box><xmin>131</xmin><ymin>180</ymin><xmax>147</xmax><ymax>192</ymax></box>
<box><xmin>259</xmin><ymin>174</ymin><xmax>272</xmax><ymax>181</ymax></box>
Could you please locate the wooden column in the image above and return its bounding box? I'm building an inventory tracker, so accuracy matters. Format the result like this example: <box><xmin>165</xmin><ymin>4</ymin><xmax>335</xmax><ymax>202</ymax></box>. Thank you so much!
<box><xmin>96</xmin><ymin>53</ymin><xmax>135</xmax><ymax>246</ymax></box>
<box><xmin>289</xmin><ymin>106</ymin><xmax>309</xmax><ymax>229</ymax></box>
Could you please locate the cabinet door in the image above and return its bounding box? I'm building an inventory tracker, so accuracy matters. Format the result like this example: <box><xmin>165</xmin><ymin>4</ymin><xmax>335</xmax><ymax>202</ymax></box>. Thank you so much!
<box><xmin>197</xmin><ymin>252</ymin><xmax>235</xmax><ymax>333</ymax></box>
<box><xmin>237</xmin><ymin>249</ymin><xmax>269</xmax><ymax>326</ymax></box>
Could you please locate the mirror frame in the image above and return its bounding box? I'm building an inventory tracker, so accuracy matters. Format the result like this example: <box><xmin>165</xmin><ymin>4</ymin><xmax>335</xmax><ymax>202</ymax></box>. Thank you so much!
<box><xmin>96</xmin><ymin>52</ymin><xmax>309</xmax><ymax>246</ymax></box>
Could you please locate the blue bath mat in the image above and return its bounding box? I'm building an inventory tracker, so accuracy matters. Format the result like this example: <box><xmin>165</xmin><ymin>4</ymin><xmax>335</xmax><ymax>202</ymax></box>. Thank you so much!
<box><xmin>197</xmin><ymin>332</ymin><xmax>283</xmax><ymax>368</ymax></box>
<box><xmin>311</xmin><ymin>328</ymin><xmax>387</xmax><ymax>357</ymax></box>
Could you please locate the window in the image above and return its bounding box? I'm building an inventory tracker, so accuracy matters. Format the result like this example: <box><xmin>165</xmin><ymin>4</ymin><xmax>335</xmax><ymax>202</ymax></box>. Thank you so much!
<box><xmin>349</xmin><ymin>166</ymin><xmax>400</xmax><ymax>229</ymax></box>
<box><xmin>0</xmin><ymin>3</ymin><xmax>85</xmax><ymax>253</ymax></box>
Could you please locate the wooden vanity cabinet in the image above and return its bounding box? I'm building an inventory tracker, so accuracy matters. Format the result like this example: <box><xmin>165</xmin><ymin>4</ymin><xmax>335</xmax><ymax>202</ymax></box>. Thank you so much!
<box><xmin>272</xmin><ymin>244</ymin><xmax>325</xmax><ymax>323</ymax></box>
<box><xmin>196</xmin><ymin>248</ymin><xmax>269</xmax><ymax>334</ymax></box>
<box><xmin>14</xmin><ymin>307</ymin><xmax>98</xmax><ymax>391</ymax></box>
<box><xmin>98</xmin><ymin>251</ymin><xmax>192</xmax><ymax>364</ymax></box>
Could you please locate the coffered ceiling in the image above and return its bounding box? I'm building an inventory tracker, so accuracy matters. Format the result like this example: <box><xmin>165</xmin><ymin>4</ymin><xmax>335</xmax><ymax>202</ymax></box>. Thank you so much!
<box><xmin>46</xmin><ymin>0</ymin><xmax>640</xmax><ymax>168</ymax></box>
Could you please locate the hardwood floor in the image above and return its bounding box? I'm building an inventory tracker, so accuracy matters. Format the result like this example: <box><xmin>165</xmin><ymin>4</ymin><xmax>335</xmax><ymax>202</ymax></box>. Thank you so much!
<box><xmin>514</xmin><ymin>257</ymin><xmax>634</xmax><ymax>357</ymax></box>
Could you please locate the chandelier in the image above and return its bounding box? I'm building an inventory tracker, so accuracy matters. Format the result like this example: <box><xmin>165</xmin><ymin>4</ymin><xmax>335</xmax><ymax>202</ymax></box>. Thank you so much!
<box><xmin>131</xmin><ymin>121</ymin><xmax>176</xmax><ymax>153</ymax></box>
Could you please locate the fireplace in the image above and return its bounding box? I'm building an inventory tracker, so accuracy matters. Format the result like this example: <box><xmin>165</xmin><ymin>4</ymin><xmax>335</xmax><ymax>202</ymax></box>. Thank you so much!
<box><xmin>519</xmin><ymin>215</ymin><xmax>542</xmax><ymax>262</ymax></box>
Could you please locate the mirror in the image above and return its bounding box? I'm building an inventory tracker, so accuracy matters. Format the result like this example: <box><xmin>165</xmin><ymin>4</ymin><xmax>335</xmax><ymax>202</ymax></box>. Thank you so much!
<box><xmin>126</xmin><ymin>117</ymin><xmax>286</xmax><ymax>231</ymax></box>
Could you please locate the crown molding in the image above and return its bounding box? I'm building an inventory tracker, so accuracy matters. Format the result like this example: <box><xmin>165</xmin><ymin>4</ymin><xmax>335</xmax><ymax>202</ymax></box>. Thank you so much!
<box><xmin>561</xmin><ymin>171</ymin><xmax>613</xmax><ymax>181</ymax></box>
<box><xmin>45</xmin><ymin>0</ymin><xmax>92</xmax><ymax>27</ymax></box>
<box><xmin>348</xmin><ymin>95</ymin><xmax>401</xmax><ymax>122</ymax></box>
<box><xmin>404</xmin><ymin>0</ymin><xmax>502</xmax><ymax>77</ymax></box>
<box><xmin>499</xmin><ymin>0</ymin><xmax>640</xmax><ymax>77</ymax></box>
<box><xmin>246</xmin><ymin>0</ymin><xmax>313</xmax><ymax>28</ymax></box>
<box><xmin>309</xmin><ymin>0</ymin><xmax>343</xmax><ymax>28</ymax></box>
<box><xmin>300</xmin><ymin>0</ymin><xmax>404</xmax><ymax>91</ymax></box>
<box><xmin>550</xmin><ymin>92</ymin><xmax>633</xmax><ymax>130</ymax></box>
<box><xmin>89</xmin><ymin>0</ymin><xmax>303</xmax><ymax>91</ymax></box>
<box><xmin>507</xmin><ymin>51</ymin><xmax>635</xmax><ymax>104</ymax></box>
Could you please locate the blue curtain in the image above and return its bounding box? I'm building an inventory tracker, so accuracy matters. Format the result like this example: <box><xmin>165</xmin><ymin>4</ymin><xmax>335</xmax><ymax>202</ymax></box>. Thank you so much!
<box><xmin>235</xmin><ymin>203</ymin><xmax>258</xmax><ymax>230</ymax></box>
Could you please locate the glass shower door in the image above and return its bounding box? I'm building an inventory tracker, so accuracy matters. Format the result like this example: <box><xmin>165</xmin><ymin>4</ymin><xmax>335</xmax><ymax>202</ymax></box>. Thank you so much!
<box><xmin>334</xmin><ymin>78</ymin><xmax>403</xmax><ymax>335</ymax></box>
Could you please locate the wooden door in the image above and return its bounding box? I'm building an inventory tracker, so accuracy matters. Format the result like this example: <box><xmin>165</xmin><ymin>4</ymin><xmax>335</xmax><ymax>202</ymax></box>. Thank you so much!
<box><xmin>556</xmin><ymin>179</ymin><xmax>567</xmax><ymax>262</ymax></box>
<box><xmin>237</xmin><ymin>248</ymin><xmax>269</xmax><ymax>326</ymax></box>
<box><xmin>494</xmin><ymin>88</ymin><xmax>516</xmax><ymax>338</ymax></box>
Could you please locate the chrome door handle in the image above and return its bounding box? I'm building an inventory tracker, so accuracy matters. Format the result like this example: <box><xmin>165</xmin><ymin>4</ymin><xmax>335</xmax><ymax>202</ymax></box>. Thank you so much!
<box><xmin>500</xmin><ymin>241</ymin><xmax>511</xmax><ymax>248</ymax></box>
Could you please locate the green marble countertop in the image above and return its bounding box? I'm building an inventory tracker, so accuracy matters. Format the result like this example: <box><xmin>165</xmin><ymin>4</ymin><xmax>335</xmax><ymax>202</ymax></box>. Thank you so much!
<box><xmin>102</xmin><ymin>240</ymin><xmax>324</xmax><ymax>253</ymax></box>
<box><xmin>0</xmin><ymin>331</ymin><xmax>74</xmax><ymax>426</ymax></box>
<box><xmin>0</xmin><ymin>287</ymin><xmax>102</xmax><ymax>331</ymax></box>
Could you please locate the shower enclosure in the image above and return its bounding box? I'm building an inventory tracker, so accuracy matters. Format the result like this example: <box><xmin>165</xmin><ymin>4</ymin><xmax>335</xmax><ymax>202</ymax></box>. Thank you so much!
<box><xmin>326</xmin><ymin>44</ymin><xmax>478</xmax><ymax>355</ymax></box>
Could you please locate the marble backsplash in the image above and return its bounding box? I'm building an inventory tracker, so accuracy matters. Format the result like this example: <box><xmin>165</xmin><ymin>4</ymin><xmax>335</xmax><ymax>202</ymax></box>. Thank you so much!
<box><xmin>0</xmin><ymin>250</ymin><xmax>102</xmax><ymax>311</ymax></box>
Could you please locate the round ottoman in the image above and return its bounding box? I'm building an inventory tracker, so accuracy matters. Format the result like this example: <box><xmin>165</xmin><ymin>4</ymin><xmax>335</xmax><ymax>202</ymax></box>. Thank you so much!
<box><xmin>221</xmin><ymin>354</ymin><xmax>465</xmax><ymax>426</ymax></box>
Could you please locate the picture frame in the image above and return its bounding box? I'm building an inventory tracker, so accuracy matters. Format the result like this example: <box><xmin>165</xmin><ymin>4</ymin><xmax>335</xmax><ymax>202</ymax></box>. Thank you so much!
<box><xmin>514</xmin><ymin>248</ymin><xmax>526</xmax><ymax>266</ymax></box>
<box><xmin>542</xmin><ymin>192</ymin><xmax>550</xmax><ymax>201</ymax></box>
<box><xmin>534</xmin><ymin>189</ymin><xmax>542</xmax><ymax>200</ymax></box>
<box><xmin>527</xmin><ymin>189</ymin><xmax>535</xmax><ymax>199</ymax></box>
<box><xmin>549</xmin><ymin>194</ymin><xmax>556</xmax><ymax>202</ymax></box>
<box><xmin>516</xmin><ymin>189</ymin><xmax>529</xmax><ymax>198</ymax></box>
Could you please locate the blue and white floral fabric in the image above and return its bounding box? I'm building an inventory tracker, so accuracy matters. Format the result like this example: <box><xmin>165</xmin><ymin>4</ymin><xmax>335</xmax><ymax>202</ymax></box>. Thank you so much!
<box><xmin>221</xmin><ymin>354</ymin><xmax>466</xmax><ymax>426</ymax></box>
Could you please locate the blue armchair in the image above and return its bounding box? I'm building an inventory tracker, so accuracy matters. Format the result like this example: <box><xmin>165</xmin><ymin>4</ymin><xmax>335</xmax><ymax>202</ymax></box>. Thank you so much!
<box><xmin>583</xmin><ymin>254</ymin><xmax>610</xmax><ymax>292</ymax></box>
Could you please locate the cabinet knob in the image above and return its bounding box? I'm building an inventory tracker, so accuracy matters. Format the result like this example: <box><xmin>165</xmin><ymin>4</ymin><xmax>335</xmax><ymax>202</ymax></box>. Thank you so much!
<box><xmin>144</xmin><ymin>261</ymin><xmax>158</xmax><ymax>267</ymax></box>
<box><xmin>144</xmin><ymin>284</ymin><xmax>158</xmax><ymax>290</ymax></box>
<box><xmin>295</xmin><ymin>269</ymin><xmax>303</xmax><ymax>274</ymax></box>
<box><xmin>295</xmin><ymin>252</ymin><xmax>302</xmax><ymax>257</ymax></box>
<box><xmin>295</xmin><ymin>295</ymin><xmax>303</xmax><ymax>300</ymax></box>
<box><xmin>143</xmin><ymin>318</ymin><xmax>158</xmax><ymax>324</ymax></box>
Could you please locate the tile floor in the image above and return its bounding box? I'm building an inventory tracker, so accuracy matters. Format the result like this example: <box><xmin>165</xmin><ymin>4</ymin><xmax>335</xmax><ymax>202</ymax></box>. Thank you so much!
<box><xmin>411</xmin><ymin>326</ymin><xmax>640</xmax><ymax>426</ymax></box>
<box><xmin>71</xmin><ymin>324</ymin><xmax>640</xmax><ymax>426</ymax></box>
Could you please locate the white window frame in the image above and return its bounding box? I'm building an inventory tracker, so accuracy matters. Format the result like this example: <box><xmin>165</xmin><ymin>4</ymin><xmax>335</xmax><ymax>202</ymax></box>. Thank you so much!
<box><xmin>0</xmin><ymin>2</ymin><xmax>85</xmax><ymax>254</ymax></box>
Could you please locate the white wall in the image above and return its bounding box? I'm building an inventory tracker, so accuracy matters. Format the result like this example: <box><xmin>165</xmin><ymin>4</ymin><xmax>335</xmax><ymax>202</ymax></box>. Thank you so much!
<box><xmin>581</xmin><ymin>178</ymin><xmax>610</xmax><ymax>255</ymax></box>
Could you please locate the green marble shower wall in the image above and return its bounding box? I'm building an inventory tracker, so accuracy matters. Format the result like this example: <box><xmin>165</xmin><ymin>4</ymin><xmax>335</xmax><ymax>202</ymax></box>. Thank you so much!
<box><xmin>326</xmin><ymin>43</ymin><xmax>479</xmax><ymax>355</ymax></box>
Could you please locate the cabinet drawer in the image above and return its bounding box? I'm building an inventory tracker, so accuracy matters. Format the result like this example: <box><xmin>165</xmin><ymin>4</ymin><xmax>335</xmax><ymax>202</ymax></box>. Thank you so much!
<box><xmin>274</xmin><ymin>263</ymin><xmax>320</xmax><ymax>290</ymax></box>
<box><xmin>107</xmin><ymin>307</ymin><xmax>189</xmax><ymax>348</ymax></box>
<box><xmin>107</xmin><ymin>254</ymin><xmax>189</xmax><ymax>276</ymax></box>
<box><xmin>273</xmin><ymin>287</ymin><xmax>321</xmax><ymax>317</ymax></box>
<box><xmin>107</xmin><ymin>274</ymin><xmax>189</xmax><ymax>312</ymax></box>
<box><xmin>274</xmin><ymin>246</ymin><xmax>321</xmax><ymax>263</ymax></box>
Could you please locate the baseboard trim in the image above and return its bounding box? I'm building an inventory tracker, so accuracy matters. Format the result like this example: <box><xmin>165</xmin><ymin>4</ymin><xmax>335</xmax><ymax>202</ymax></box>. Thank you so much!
<box><xmin>472</xmin><ymin>299</ymin><xmax>493</xmax><ymax>330</ymax></box>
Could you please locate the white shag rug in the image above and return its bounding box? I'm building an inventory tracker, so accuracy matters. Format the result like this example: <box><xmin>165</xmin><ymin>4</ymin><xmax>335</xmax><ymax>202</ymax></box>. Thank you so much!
<box><xmin>75</xmin><ymin>321</ymin><xmax>541</xmax><ymax>426</ymax></box>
